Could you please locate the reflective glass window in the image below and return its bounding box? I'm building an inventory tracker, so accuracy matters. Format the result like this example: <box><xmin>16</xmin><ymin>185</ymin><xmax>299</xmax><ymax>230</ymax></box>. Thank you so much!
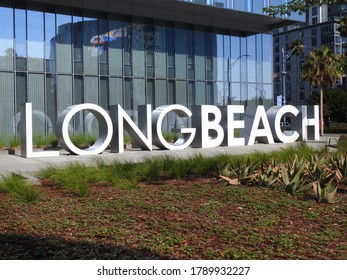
<box><xmin>123</xmin><ymin>19</ymin><xmax>132</xmax><ymax>77</ymax></box>
<box><xmin>216</xmin><ymin>34</ymin><xmax>224</xmax><ymax>81</ymax></box>
<box><xmin>230</xmin><ymin>36</ymin><xmax>240</xmax><ymax>82</ymax></box>
<box><xmin>28</xmin><ymin>74</ymin><xmax>45</xmax><ymax>135</ymax></box>
<box><xmin>46</xmin><ymin>74</ymin><xmax>57</xmax><ymax>130</ymax></box>
<box><xmin>194</xmin><ymin>30</ymin><xmax>205</xmax><ymax>80</ymax></box>
<box><xmin>270</xmin><ymin>0</ymin><xmax>283</xmax><ymax>6</ymax></box>
<box><xmin>15</xmin><ymin>7</ymin><xmax>27</xmax><ymax>71</ymax></box>
<box><xmin>99</xmin><ymin>13</ymin><xmax>109</xmax><ymax>76</ymax></box>
<box><xmin>188</xmin><ymin>81</ymin><xmax>195</xmax><ymax>108</ymax></box>
<box><xmin>206</xmin><ymin>32</ymin><xmax>214</xmax><ymax>80</ymax></box>
<box><xmin>109</xmin><ymin>77</ymin><xmax>123</xmax><ymax>105</ymax></box>
<box><xmin>145</xmin><ymin>20</ymin><xmax>155</xmax><ymax>78</ymax></box>
<box><xmin>206</xmin><ymin>82</ymin><xmax>214</xmax><ymax>104</ymax></box>
<box><xmin>0</xmin><ymin>3</ymin><xmax>14</xmax><ymax>71</ymax></box>
<box><xmin>0</xmin><ymin>72</ymin><xmax>15</xmax><ymax>141</ymax></box>
<box><xmin>57</xmin><ymin>75</ymin><xmax>72</xmax><ymax>113</ymax></box>
<box><xmin>28</xmin><ymin>8</ymin><xmax>44</xmax><ymax>72</ymax></box>
<box><xmin>124</xmin><ymin>78</ymin><xmax>133</xmax><ymax>110</ymax></box>
<box><xmin>215</xmin><ymin>1</ymin><xmax>227</xmax><ymax>8</ymax></box>
<box><xmin>231</xmin><ymin>83</ymin><xmax>240</xmax><ymax>105</ymax></box>
<box><xmin>247</xmin><ymin>35</ymin><xmax>256</xmax><ymax>83</ymax></box>
<box><xmin>16</xmin><ymin>73</ymin><xmax>26</xmax><ymax>114</ymax></box>
<box><xmin>241</xmin><ymin>82</ymin><xmax>247</xmax><ymax>106</ymax></box>
<box><xmin>45</xmin><ymin>12</ymin><xmax>56</xmax><ymax>73</ymax></box>
<box><xmin>155</xmin><ymin>20</ymin><xmax>167</xmax><ymax>79</ymax></box>
<box><xmin>56</xmin><ymin>8</ymin><xmax>72</xmax><ymax>73</ymax></box>
<box><xmin>176</xmin><ymin>81</ymin><xmax>187</xmax><ymax>106</ymax></box>
<box><xmin>100</xmin><ymin>77</ymin><xmax>109</xmax><ymax>109</ymax></box>
<box><xmin>155</xmin><ymin>80</ymin><xmax>167</xmax><ymax>106</ymax></box>
<box><xmin>168</xmin><ymin>80</ymin><xmax>176</xmax><ymax>104</ymax></box>
<box><xmin>84</xmin><ymin>76</ymin><xmax>98</xmax><ymax>103</ymax></box>
<box><xmin>167</xmin><ymin>25</ymin><xmax>175</xmax><ymax>78</ymax></box>
<box><xmin>187</xmin><ymin>28</ymin><xmax>194</xmax><ymax>79</ymax></box>
<box><xmin>195</xmin><ymin>81</ymin><xmax>206</xmax><ymax>105</ymax></box>
<box><xmin>256</xmin><ymin>34</ymin><xmax>263</xmax><ymax>84</ymax></box>
<box><xmin>83</xmin><ymin>10</ymin><xmax>98</xmax><ymax>75</ymax></box>
<box><xmin>74</xmin><ymin>75</ymin><xmax>83</xmax><ymax>105</ymax></box>
<box><xmin>175</xmin><ymin>25</ymin><xmax>187</xmax><ymax>79</ymax></box>
<box><xmin>108</xmin><ymin>16</ymin><xmax>123</xmax><ymax>76</ymax></box>
<box><xmin>216</xmin><ymin>81</ymin><xmax>224</xmax><ymax>105</ymax></box>
<box><xmin>262</xmin><ymin>34</ymin><xmax>272</xmax><ymax>83</ymax></box>
<box><xmin>253</xmin><ymin>0</ymin><xmax>264</xmax><ymax>14</ymax></box>
<box><xmin>240</xmin><ymin>37</ymin><xmax>247</xmax><ymax>83</ymax></box>
<box><xmin>247</xmin><ymin>84</ymin><xmax>257</xmax><ymax>106</ymax></box>
<box><xmin>73</xmin><ymin>10</ymin><xmax>83</xmax><ymax>74</ymax></box>
<box><xmin>234</xmin><ymin>0</ymin><xmax>247</xmax><ymax>11</ymax></box>
<box><xmin>223</xmin><ymin>35</ymin><xmax>230</xmax><ymax>82</ymax></box>
<box><xmin>72</xmin><ymin>75</ymin><xmax>83</xmax><ymax>133</ymax></box>
<box><xmin>146</xmin><ymin>79</ymin><xmax>154</xmax><ymax>105</ymax></box>
<box><xmin>263</xmin><ymin>84</ymin><xmax>273</xmax><ymax>109</ymax></box>
<box><xmin>132</xmin><ymin>18</ymin><xmax>146</xmax><ymax>78</ymax></box>
<box><xmin>133</xmin><ymin>78</ymin><xmax>145</xmax><ymax>110</ymax></box>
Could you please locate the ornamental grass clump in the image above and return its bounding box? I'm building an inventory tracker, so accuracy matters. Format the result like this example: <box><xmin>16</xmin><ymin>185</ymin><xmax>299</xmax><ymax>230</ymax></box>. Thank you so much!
<box><xmin>33</xmin><ymin>135</ymin><xmax>47</xmax><ymax>148</ymax></box>
<box><xmin>137</xmin><ymin>157</ymin><xmax>164</xmax><ymax>182</ymax></box>
<box><xmin>39</xmin><ymin>163</ymin><xmax>96</xmax><ymax>197</ymax></box>
<box><xmin>0</xmin><ymin>174</ymin><xmax>42</xmax><ymax>203</ymax></box>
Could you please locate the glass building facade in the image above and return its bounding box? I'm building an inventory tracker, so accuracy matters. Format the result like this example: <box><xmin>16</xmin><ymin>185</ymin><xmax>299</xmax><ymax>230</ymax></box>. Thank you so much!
<box><xmin>0</xmin><ymin>0</ymin><xmax>302</xmax><ymax>143</ymax></box>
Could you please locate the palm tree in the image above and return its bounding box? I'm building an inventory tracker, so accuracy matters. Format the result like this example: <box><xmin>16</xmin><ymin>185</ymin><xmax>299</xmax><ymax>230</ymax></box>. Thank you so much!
<box><xmin>301</xmin><ymin>46</ymin><xmax>341</xmax><ymax>135</ymax></box>
<box><xmin>301</xmin><ymin>45</ymin><xmax>342</xmax><ymax>136</ymax></box>
<box><xmin>289</xmin><ymin>39</ymin><xmax>305</xmax><ymax>56</ymax></box>
<box><xmin>301</xmin><ymin>62</ymin><xmax>315</xmax><ymax>97</ymax></box>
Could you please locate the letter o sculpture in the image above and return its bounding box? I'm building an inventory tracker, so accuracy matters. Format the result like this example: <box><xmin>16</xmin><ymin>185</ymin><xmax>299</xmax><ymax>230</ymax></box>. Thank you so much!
<box><xmin>56</xmin><ymin>104</ymin><xmax>113</xmax><ymax>155</ymax></box>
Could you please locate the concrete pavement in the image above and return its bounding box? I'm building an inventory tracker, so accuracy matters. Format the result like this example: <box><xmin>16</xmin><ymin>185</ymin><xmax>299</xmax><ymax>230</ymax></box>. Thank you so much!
<box><xmin>0</xmin><ymin>136</ymin><xmax>336</xmax><ymax>177</ymax></box>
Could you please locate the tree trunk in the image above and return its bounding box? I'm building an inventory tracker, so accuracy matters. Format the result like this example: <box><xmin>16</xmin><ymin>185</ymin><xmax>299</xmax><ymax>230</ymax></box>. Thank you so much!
<box><xmin>320</xmin><ymin>87</ymin><xmax>324</xmax><ymax>136</ymax></box>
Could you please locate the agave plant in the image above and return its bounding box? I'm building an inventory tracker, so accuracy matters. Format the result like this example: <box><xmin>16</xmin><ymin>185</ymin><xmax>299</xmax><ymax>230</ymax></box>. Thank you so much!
<box><xmin>329</xmin><ymin>153</ymin><xmax>347</xmax><ymax>182</ymax></box>
<box><xmin>279</xmin><ymin>159</ymin><xmax>310</xmax><ymax>194</ymax></box>
<box><xmin>253</xmin><ymin>161</ymin><xmax>279</xmax><ymax>187</ymax></box>
<box><xmin>307</xmin><ymin>156</ymin><xmax>336</xmax><ymax>186</ymax></box>
<box><xmin>218</xmin><ymin>158</ymin><xmax>259</xmax><ymax>186</ymax></box>
<box><xmin>218</xmin><ymin>163</ymin><xmax>234</xmax><ymax>178</ymax></box>
<box><xmin>233</xmin><ymin>158</ymin><xmax>259</xmax><ymax>185</ymax></box>
<box><xmin>312</xmin><ymin>182</ymin><xmax>340</xmax><ymax>204</ymax></box>
<box><xmin>218</xmin><ymin>163</ymin><xmax>240</xmax><ymax>185</ymax></box>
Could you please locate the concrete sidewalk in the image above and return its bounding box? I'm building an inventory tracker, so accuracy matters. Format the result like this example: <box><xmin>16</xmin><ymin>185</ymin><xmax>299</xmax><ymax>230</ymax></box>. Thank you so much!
<box><xmin>0</xmin><ymin>138</ymin><xmax>333</xmax><ymax>177</ymax></box>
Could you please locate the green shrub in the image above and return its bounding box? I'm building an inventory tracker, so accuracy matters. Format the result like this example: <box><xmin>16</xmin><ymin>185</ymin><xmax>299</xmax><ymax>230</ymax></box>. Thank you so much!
<box><xmin>70</xmin><ymin>134</ymin><xmax>97</xmax><ymax>147</ymax></box>
<box><xmin>9</xmin><ymin>137</ymin><xmax>20</xmax><ymax>149</ymax></box>
<box><xmin>46</xmin><ymin>134</ymin><xmax>58</xmax><ymax>147</ymax></box>
<box><xmin>33</xmin><ymin>135</ymin><xmax>47</xmax><ymax>148</ymax></box>
<box><xmin>162</xmin><ymin>132</ymin><xmax>179</xmax><ymax>143</ymax></box>
<box><xmin>0</xmin><ymin>174</ymin><xmax>42</xmax><ymax>203</ymax></box>
<box><xmin>123</xmin><ymin>134</ymin><xmax>133</xmax><ymax>145</ymax></box>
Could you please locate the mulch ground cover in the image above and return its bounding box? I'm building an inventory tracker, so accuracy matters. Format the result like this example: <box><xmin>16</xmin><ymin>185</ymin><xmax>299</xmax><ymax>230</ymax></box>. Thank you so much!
<box><xmin>0</xmin><ymin>176</ymin><xmax>346</xmax><ymax>259</ymax></box>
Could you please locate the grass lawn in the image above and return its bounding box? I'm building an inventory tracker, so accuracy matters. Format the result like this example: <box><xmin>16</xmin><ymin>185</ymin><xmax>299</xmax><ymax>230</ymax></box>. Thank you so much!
<box><xmin>0</xmin><ymin>145</ymin><xmax>346</xmax><ymax>260</ymax></box>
